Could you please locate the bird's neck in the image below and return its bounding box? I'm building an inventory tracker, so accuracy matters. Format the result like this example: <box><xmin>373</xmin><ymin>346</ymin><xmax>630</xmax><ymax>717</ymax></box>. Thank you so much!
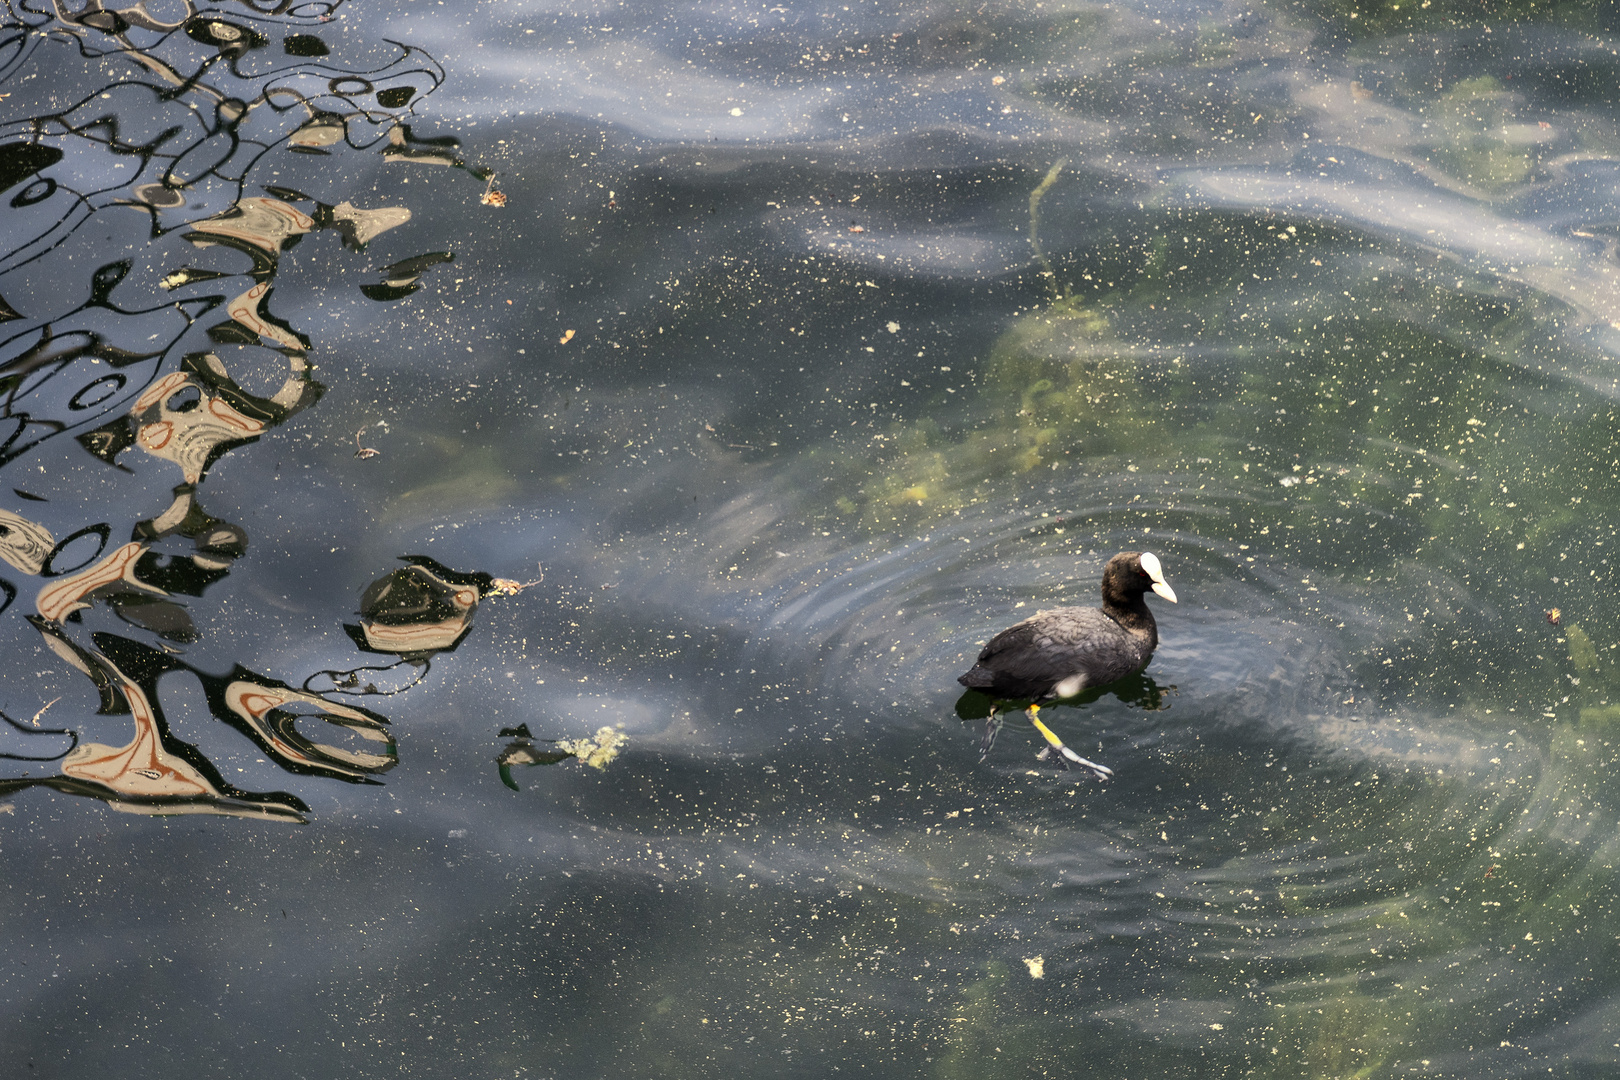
<box><xmin>1104</xmin><ymin>598</ymin><xmax>1158</xmax><ymax>644</ymax></box>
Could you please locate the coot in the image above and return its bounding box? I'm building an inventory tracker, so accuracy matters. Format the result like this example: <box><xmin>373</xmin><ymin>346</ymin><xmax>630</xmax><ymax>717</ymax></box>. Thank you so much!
<box><xmin>958</xmin><ymin>550</ymin><xmax>1176</xmax><ymax>777</ymax></box>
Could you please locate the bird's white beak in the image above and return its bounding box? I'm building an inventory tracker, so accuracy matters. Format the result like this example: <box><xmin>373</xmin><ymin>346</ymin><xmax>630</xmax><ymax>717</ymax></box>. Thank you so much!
<box><xmin>1141</xmin><ymin>551</ymin><xmax>1177</xmax><ymax>603</ymax></box>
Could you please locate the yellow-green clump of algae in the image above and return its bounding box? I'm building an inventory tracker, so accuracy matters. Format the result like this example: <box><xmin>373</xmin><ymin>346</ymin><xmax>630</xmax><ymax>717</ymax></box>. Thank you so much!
<box><xmin>835</xmin><ymin>294</ymin><xmax>1162</xmax><ymax>534</ymax></box>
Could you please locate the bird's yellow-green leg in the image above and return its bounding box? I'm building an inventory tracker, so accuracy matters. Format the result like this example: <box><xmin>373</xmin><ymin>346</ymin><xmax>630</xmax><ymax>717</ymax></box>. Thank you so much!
<box><xmin>1027</xmin><ymin>704</ymin><xmax>1113</xmax><ymax>779</ymax></box>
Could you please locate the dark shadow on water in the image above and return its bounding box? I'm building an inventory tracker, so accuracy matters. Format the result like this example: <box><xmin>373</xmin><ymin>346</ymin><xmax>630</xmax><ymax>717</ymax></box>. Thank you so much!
<box><xmin>953</xmin><ymin>672</ymin><xmax>1175</xmax><ymax>720</ymax></box>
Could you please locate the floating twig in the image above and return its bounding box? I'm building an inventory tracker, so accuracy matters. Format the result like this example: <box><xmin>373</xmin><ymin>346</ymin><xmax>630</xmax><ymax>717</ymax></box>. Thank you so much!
<box><xmin>31</xmin><ymin>696</ymin><xmax>60</xmax><ymax>727</ymax></box>
<box><xmin>491</xmin><ymin>563</ymin><xmax>544</xmax><ymax>596</ymax></box>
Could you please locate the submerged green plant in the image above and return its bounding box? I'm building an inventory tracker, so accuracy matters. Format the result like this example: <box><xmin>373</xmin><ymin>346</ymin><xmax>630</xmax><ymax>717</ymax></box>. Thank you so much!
<box><xmin>837</xmin><ymin>294</ymin><xmax>1160</xmax><ymax>533</ymax></box>
<box><xmin>1287</xmin><ymin>0</ymin><xmax>1613</xmax><ymax>39</ymax></box>
<box><xmin>1425</xmin><ymin>76</ymin><xmax>1535</xmax><ymax>193</ymax></box>
<box><xmin>813</xmin><ymin>160</ymin><xmax>1175</xmax><ymax>535</ymax></box>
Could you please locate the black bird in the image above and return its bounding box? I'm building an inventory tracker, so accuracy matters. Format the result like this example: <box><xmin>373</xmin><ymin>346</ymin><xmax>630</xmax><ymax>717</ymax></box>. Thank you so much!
<box><xmin>958</xmin><ymin>551</ymin><xmax>1177</xmax><ymax>777</ymax></box>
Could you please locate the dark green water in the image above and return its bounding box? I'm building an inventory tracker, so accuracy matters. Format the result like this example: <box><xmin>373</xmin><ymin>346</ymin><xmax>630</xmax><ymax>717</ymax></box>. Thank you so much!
<box><xmin>3</xmin><ymin>0</ymin><xmax>1620</xmax><ymax>1076</ymax></box>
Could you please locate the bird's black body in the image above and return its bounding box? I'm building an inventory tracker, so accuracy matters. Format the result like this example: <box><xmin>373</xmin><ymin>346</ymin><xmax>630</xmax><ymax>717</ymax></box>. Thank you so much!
<box><xmin>958</xmin><ymin>551</ymin><xmax>1176</xmax><ymax>776</ymax></box>
<box><xmin>959</xmin><ymin>553</ymin><xmax>1163</xmax><ymax>702</ymax></box>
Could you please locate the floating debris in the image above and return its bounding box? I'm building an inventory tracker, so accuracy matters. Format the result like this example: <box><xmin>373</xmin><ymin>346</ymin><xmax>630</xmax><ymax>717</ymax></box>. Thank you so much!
<box><xmin>496</xmin><ymin>722</ymin><xmax>628</xmax><ymax>788</ymax></box>
<box><xmin>490</xmin><ymin>563</ymin><xmax>543</xmax><ymax>596</ymax></box>
<box><xmin>1024</xmin><ymin>955</ymin><xmax>1044</xmax><ymax>979</ymax></box>
<box><xmin>559</xmin><ymin>329</ymin><xmax>576</xmax><ymax>344</ymax></box>
<box><xmin>1546</xmin><ymin>608</ymin><xmax>1561</xmax><ymax>626</ymax></box>
<box><xmin>556</xmin><ymin>726</ymin><xmax>628</xmax><ymax>770</ymax></box>
<box><xmin>354</xmin><ymin>426</ymin><xmax>381</xmax><ymax>459</ymax></box>
<box><xmin>31</xmin><ymin>697</ymin><xmax>60</xmax><ymax>727</ymax></box>
<box><xmin>159</xmin><ymin>266</ymin><xmax>228</xmax><ymax>291</ymax></box>
<box><xmin>480</xmin><ymin>171</ymin><xmax>507</xmax><ymax>208</ymax></box>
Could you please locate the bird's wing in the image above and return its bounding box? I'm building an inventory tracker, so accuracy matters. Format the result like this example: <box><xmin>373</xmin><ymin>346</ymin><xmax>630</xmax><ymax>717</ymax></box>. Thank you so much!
<box><xmin>973</xmin><ymin>609</ymin><xmax>1121</xmax><ymax>688</ymax></box>
<box><xmin>1028</xmin><ymin>607</ymin><xmax>1122</xmax><ymax>646</ymax></box>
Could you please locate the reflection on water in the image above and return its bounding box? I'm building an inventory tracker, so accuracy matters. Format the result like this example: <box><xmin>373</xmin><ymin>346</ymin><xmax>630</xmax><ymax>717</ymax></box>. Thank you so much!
<box><xmin>496</xmin><ymin>721</ymin><xmax>629</xmax><ymax>790</ymax></box>
<box><xmin>305</xmin><ymin>554</ymin><xmax>533</xmax><ymax>699</ymax></box>
<box><xmin>495</xmin><ymin>721</ymin><xmax>573</xmax><ymax>789</ymax></box>
<box><xmin>0</xmin><ymin>0</ymin><xmax>509</xmax><ymax>819</ymax></box>
<box><xmin>6</xmin><ymin>0</ymin><xmax>1620</xmax><ymax>1076</ymax></box>
<box><xmin>5</xmin><ymin>618</ymin><xmax>392</xmax><ymax>818</ymax></box>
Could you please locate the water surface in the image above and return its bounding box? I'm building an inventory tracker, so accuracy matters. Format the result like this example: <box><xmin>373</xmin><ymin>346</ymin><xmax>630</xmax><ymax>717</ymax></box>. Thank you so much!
<box><xmin>4</xmin><ymin>0</ymin><xmax>1620</xmax><ymax>1075</ymax></box>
